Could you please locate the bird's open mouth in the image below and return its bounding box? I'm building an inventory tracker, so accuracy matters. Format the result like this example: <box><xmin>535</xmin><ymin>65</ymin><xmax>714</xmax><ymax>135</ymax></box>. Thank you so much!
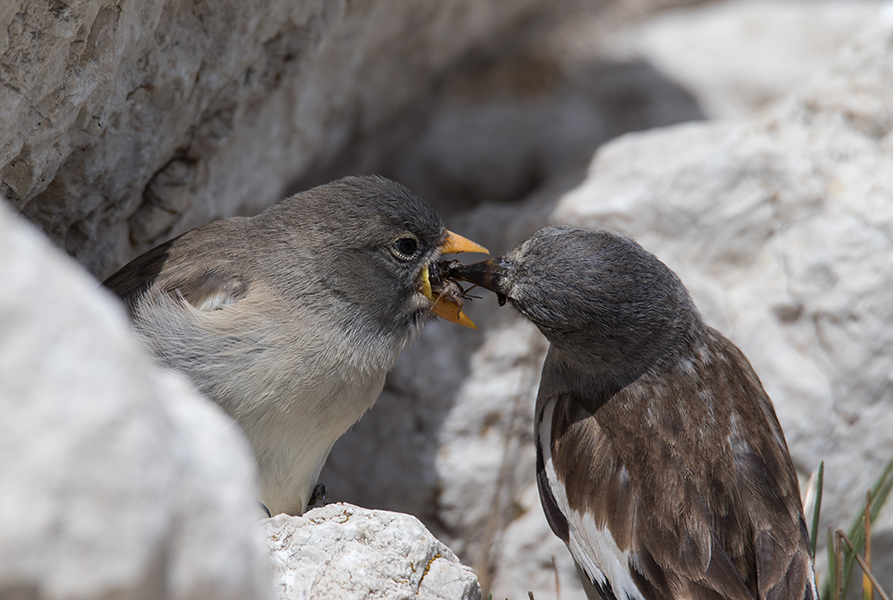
<box><xmin>420</xmin><ymin>231</ymin><xmax>487</xmax><ymax>329</ymax></box>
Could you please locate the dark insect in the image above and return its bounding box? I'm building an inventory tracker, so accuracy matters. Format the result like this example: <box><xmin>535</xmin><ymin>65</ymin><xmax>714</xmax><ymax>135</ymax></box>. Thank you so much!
<box><xmin>444</xmin><ymin>258</ymin><xmax>507</xmax><ymax>306</ymax></box>
<box><xmin>429</xmin><ymin>260</ymin><xmax>479</xmax><ymax>310</ymax></box>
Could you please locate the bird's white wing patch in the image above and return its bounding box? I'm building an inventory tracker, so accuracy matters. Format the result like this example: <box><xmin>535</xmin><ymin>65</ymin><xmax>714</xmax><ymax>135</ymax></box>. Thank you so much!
<box><xmin>538</xmin><ymin>398</ymin><xmax>646</xmax><ymax>600</ymax></box>
<box><xmin>567</xmin><ymin>510</ymin><xmax>645</xmax><ymax>600</ymax></box>
<box><xmin>195</xmin><ymin>289</ymin><xmax>240</xmax><ymax>311</ymax></box>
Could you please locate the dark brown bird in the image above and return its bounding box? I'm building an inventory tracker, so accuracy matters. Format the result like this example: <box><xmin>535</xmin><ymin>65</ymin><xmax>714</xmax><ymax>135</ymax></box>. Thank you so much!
<box><xmin>105</xmin><ymin>175</ymin><xmax>486</xmax><ymax>516</ymax></box>
<box><xmin>451</xmin><ymin>226</ymin><xmax>817</xmax><ymax>600</ymax></box>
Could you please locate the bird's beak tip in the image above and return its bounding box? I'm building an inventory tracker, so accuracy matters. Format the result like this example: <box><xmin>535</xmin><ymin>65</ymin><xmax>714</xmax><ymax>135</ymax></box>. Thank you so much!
<box><xmin>433</xmin><ymin>303</ymin><xmax>477</xmax><ymax>329</ymax></box>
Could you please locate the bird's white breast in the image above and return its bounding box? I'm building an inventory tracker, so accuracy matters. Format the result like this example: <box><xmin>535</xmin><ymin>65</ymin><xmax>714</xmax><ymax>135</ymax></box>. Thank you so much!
<box><xmin>133</xmin><ymin>285</ymin><xmax>403</xmax><ymax>515</ymax></box>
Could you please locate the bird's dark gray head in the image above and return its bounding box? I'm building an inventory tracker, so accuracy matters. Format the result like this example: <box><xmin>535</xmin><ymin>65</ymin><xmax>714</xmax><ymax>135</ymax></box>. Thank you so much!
<box><xmin>454</xmin><ymin>226</ymin><xmax>702</xmax><ymax>379</ymax></box>
<box><xmin>259</xmin><ymin>175</ymin><xmax>483</xmax><ymax>337</ymax></box>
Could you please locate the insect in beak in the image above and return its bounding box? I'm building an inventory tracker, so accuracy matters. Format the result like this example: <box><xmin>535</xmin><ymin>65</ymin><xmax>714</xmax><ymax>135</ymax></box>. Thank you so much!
<box><xmin>420</xmin><ymin>232</ymin><xmax>488</xmax><ymax>328</ymax></box>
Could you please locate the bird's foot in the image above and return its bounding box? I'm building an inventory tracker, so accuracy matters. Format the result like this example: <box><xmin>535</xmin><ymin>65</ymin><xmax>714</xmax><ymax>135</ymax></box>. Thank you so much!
<box><xmin>258</xmin><ymin>501</ymin><xmax>272</xmax><ymax>518</ymax></box>
<box><xmin>308</xmin><ymin>483</ymin><xmax>327</xmax><ymax>509</ymax></box>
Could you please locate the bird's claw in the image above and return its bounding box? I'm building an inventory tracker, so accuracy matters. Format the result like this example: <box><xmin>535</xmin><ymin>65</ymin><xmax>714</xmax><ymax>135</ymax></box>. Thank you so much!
<box><xmin>308</xmin><ymin>483</ymin><xmax>327</xmax><ymax>509</ymax></box>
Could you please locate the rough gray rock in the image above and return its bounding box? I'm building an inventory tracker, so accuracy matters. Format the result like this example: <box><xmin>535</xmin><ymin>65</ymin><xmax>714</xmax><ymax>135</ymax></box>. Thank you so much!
<box><xmin>264</xmin><ymin>503</ymin><xmax>481</xmax><ymax>600</ymax></box>
<box><xmin>0</xmin><ymin>0</ymin><xmax>552</xmax><ymax>278</ymax></box>
<box><xmin>0</xmin><ymin>199</ymin><xmax>272</xmax><ymax>599</ymax></box>
<box><xmin>324</xmin><ymin>9</ymin><xmax>893</xmax><ymax>598</ymax></box>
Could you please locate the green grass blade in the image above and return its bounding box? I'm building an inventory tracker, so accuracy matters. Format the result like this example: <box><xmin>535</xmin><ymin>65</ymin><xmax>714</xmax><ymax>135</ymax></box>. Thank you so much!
<box><xmin>824</xmin><ymin>526</ymin><xmax>836</xmax><ymax>600</ymax></box>
<box><xmin>869</xmin><ymin>462</ymin><xmax>893</xmax><ymax>520</ymax></box>
<box><xmin>845</xmin><ymin>461</ymin><xmax>891</xmax><ymax>538</ymax></box>
<box><xmin>841</xmin><ymin>460</ymin><xmax>893</xmax><ymax>595</ymax></box>
<box><xmin>811</xmin><ymin>461</ymin><xmax>825</xmax><ymax>557</ymax></box>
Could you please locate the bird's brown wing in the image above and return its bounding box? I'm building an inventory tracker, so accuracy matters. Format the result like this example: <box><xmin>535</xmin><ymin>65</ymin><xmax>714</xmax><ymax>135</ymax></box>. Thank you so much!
<box><xmin>707</xmin><ymin>331</ymin><xmax>817</xmax><ymax>600</ymax></box>
<box><xmin>541</xmin><ymin>331</ymin><xmax>816</xmax><ymax>600</ymax></box>
<box><xmin>104</xmin><ymin>229</ymin><xmax>250</xmax><ymax>314</ymax></box>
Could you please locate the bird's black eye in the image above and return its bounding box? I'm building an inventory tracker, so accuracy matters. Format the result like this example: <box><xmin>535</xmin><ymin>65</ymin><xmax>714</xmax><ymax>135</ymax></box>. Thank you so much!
<box><xmin>392</xmin><ymin>236</ymin><xmax>419</xmax><ymax>258</ymax></box>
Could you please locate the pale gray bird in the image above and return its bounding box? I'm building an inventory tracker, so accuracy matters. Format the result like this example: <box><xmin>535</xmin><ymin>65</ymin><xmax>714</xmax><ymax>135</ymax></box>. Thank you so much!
<box><xmin>451</xmin><ymin>226</ymin><xmax>817</xmax><ymax>600</ymax></box>
<box><xmin>105</xmin><ymin>175</ymin><xmax>486</xmax><ymax>516</ymax></box>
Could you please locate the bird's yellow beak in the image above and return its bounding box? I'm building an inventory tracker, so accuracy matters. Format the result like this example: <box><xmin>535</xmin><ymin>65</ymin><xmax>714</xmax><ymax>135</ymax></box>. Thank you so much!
<box><xmin>438</xmin><ymin>230</ymin><xmax>489</xmax><ymax>256</ymax></box>
<box><xmin>422</xmin><ymin>231</ymin><xmax>488</xmax><ymax>329</ymax></box>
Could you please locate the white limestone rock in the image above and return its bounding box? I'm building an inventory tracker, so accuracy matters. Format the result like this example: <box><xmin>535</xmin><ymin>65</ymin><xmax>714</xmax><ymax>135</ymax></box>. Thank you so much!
<box><xmin>597</xmin><ymin>0</ymin><xmax>885</xmax><ymax>118</ymax></box>
<box><xmin>264</xmin><ymin>503</ymin><xmax>480</xmax><ymax>600</ymax></box>
<box><xmin>0</xmin><ymin>199</ymin><xmax>272</xmax><ymax>599</ymax></box>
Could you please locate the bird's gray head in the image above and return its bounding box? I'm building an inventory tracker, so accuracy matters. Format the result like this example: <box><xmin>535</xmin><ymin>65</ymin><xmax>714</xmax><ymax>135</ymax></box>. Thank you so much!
<box><xmin>259</xmin><ymin>175</ymin><xmax>485</xmax><ymax>339</ymax></box>
<box><xmin>454</xmin><ymin>226</ymin><xmax>701</xmax><ymax>380</ymax></box>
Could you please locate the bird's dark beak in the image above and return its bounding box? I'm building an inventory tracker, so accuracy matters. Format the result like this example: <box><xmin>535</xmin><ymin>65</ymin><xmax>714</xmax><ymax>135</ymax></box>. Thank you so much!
<box><xmin>447</xmin><ymin>257</ymin><xmax>513</xmax><ymax>307</ymax></box>
<box><xmin>421</xmin><ymin>230</ymin><xmax>488</xmax><ymax>329</ymax></box>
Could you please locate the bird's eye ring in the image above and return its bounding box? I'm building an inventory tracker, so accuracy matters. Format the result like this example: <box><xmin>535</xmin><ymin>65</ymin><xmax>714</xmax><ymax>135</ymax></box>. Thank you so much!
<box><xmin>391</xmin><ymin>236</ymin><xmax>419</xmax><ymax>259</ymax></box>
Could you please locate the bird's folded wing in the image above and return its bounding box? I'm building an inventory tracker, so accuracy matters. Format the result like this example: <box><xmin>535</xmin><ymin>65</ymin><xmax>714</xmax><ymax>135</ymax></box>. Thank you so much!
<box><xmin>541</xmin><ymin>392</ymin><xmax>753</xmax><ymax>600</ymax></box>
<box><xmin>541</xmin><ymin>374</ymin><xmax>815</xmax><ymax>600</ymax></box>
<box><xmin>104</xmin><ymin>234</ymin><xmax>250</xmax><ymax>312</ymax></box>
<box><xmin>163</xmin><ymin>266</ymin><xmax>250</xmax><ymax>312</ymax></box>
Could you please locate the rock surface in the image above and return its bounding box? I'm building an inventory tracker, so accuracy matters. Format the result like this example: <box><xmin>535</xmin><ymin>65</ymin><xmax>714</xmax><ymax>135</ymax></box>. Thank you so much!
<box><xmin>0</xmin><ymin>0</ymin><xmax>553</xmax><ymax>278</ymax></box>
<box><xmin>264</xmin><ymin>503</ymin><xmax>480</xmax><ymax>600</ymax></box>
<box><xmin>597</xmin><ymin>0</ymin><xmax>884</xmax><ymax>118</ymax></box>
<box><xmin>324</xmin><ymin>7</ymin><xmax>893</xmax><ymax>598</ymax></box>
<box><xmin>0</xmin><ymin>199</ymin><xmax>272</xmax><ymax>599</ymax></box>
<box><xmin>5</xmin><ymin>0</ymin><xmax>893</xmax><ymax>598</ymax></box>
<box><xmin>310</xmin><ymin>0</ymin><xmax>882</xmax><ymax>217</ymax></box>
